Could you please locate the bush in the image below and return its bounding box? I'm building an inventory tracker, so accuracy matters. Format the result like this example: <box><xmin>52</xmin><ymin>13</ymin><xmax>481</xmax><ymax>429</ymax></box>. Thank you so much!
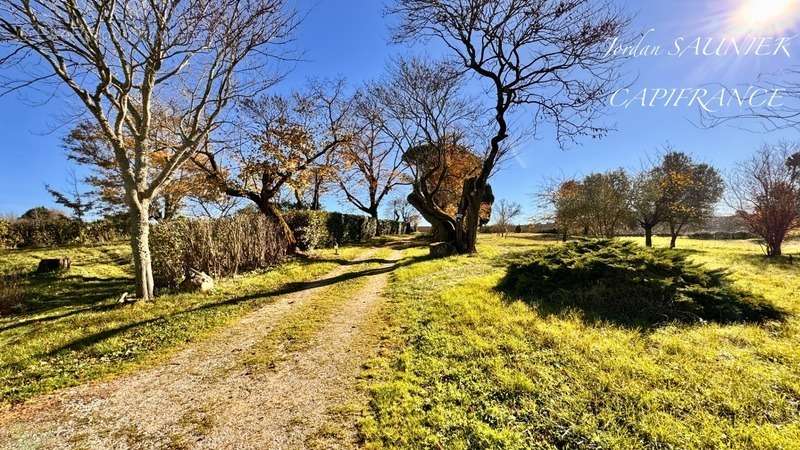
<box><xmin>0</xmin><ymin>218</ymin><xmax>15</xmax><ymax>249</ymax></box>
<box><xmin>285</xmin><ymin>210</ymin><xmax>404</xmax><ymax>250</ymax></box>
<box><xmin>8</xmin><ymin>216</ymin><xmax>81</xmax><ymax>248</ymax></box>
<box><xmin>285</xmin><ymin>210</ymin><xmax>331</xmax><ymax>250</ymax></box>
<box><xmin>150</xmin><ymin>213</ymin><xmax>288</xmax><ymax>287</ymax></box>
<box><xmin>688</xmin><ymin>231</ymin><xmax>756</xmax><ymax>240</ymax></box>
<box><xmin>498</xmin><ymin>239</ymin><xmax>783</xmax><ymax>326</ymax></box>
<box><xmin>0</xmin><ymin>274</ymin><xmax>24</xmax><ymax>317</ymax></box>
<box><xmin>82</xmin><ymin>217</ymin><xmax>128</xmax><ymax>243</ymax></box>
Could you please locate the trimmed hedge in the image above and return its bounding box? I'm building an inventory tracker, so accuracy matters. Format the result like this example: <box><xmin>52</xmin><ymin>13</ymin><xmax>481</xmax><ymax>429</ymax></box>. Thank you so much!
<box><xmin>150</xmin><ymin>213</ymin><xmax>288</xmax><ymax>287</ymax></box>
<box><xmin>688</xmin><ymin>231</ymin><xmax>755</xmax><ymax>240</ymax></box>
<box><xmin>0</xmin><ymin>215</ymin><xmax>127</xmax><ymax>249</ymax></box>
<box><xmin>285</xmin><ymin>210</ymin><xmax>405</xmax><ymax>250</ymax></box>
<box><xmin>1</xmin><ymin>217</ymin><xmax>80</xmax><ymax>248</ymax></box>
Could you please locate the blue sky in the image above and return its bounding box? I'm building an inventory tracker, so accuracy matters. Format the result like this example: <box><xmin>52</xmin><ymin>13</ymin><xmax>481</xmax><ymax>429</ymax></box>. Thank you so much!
<box><xmin>0</xmin><ymin>0</ymin><xmax>798</xmax><ymax>220</ymax></box>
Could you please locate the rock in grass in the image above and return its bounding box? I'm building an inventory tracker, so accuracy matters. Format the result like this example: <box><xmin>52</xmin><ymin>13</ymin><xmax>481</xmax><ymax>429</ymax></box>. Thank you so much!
<box><xmin>180</xmin><ymin>269</ymin><xmax>214</xmax><ymax>293</ymax></box>
<box><xmin>430</xmin><ymin>242</ymin><xmax>457</xmax><ymax>258</ymax></box>
<box><xmin>36</xmin><ymin>257</ymin><xmax>71</xmax><ymax>273</ymax></box>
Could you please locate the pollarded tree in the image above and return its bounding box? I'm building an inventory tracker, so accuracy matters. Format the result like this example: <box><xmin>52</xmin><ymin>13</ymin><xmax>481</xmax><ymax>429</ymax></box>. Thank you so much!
<box><xmin>730</xmin><ymin>142</ymin><xmax>800</xmax><ymax>257</ymax></box>
<box><xmin>197</xmin><ymin>81</ymin><xmax>355</xmax><ymax>251</ymax></box>
<box><xmin>494</xmin><ymin>199</ymin><xmax>522</xmax><ymax>237</ymax></box>
<box><xmin>659</xmin><ymin>152</ymin><xmax>724</xmax><ymax>248</ymax></box>
<box><xmin>373</xmin><ymin>58</ymin><xmax>493</xmax><ymax>243</ymax></box>
<box><xmin>390</xmin><ymin>0</ymin><xmax>629</xmax><ymax>253</ymax></box>
<box><xmin>337</xmin><ymin>91</ymin><xmax>407</xmax><ymax>230</ymax></box>
<box><xmin>0</xmin><ymin>0</ymin><xmax>296</xmax><ymax>300</ymax></box>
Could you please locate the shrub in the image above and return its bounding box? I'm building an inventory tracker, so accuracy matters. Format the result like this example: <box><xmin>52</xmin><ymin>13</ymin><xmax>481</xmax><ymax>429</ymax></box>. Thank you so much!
<box><xmin>0</xmin><ymin>218</ymin><xmax>16</xmax><ymax>249</ymax></box>
<box><xmin>285</xmin><ymin>210</ymin><xmax>404</xmax><ymax>250</ymax></box>
<box><xmin>9</xmin><ymin>216</ymin><xmax>81</xmax><ymax>247</ymax></box>
<box><xmin>0</xmin><ymin>274</ymin><xmax>24</xmax><ymax>317</ymax></box>
<box><xmin>498</xmin><ymin>239</ymin><xmax>783</xmax><ymax>326</ymax></box>
<box><xmin>150</xmin><ymin>213</ymin><xmax>288</xmax><ymax>287</ymax></box>
<box><xmin>285</xmin><ymin>210</ymin><xmax>330</xmax><ymax>250</ymax></box>
<box><xmin>82</xmin><ymin>218</ymin><xmax>128</xmax><ymax>243</ymax></box>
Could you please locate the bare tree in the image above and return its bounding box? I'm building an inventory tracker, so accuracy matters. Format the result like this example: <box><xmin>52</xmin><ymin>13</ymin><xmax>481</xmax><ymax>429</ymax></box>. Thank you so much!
<box><xmin>389</xmin><ymin>0</ymin><xmax>629</xmax><ymax>253</ymax></box>
<box><xmin>196</xmin><ymin>80</ymin><xmax>355</xmax><ymax>251</ymax></box>
<box><xmin>494</xmin><ymin>199</ymin><xmax>522</xmax><ymax>237</ymax></box>
<box><xmin>386</xmin><ymin>195</ymin><xmax>419</xmax><ymax>233</ymax></box>
<box><xmin>730</xmin><ymin>142</ymin><xmax>800</xmax><ymax>257</ymax></box>
<box><xmin>337</xmin><ymin>91</ymin><xmax>407</xmax><ymax>229</ymax></box>
<box><xmin>0</xmin><ymin>0</ymin><xmax>296</xmax><ymax>300</ymax></box>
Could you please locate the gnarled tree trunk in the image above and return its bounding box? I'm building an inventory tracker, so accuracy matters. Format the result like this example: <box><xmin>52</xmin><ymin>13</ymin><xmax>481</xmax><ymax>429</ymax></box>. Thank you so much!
<box><xmin>407</xmin><ymin>190</ymin><xmax>456</xmax><ymax>243</ymax></box>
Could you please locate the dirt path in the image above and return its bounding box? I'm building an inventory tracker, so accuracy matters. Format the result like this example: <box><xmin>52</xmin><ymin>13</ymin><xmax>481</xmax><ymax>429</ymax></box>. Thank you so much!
<box><xmin>0</xmin><ymin>248</ymin><xmax>402</xmax><ymax>450</ymax></box>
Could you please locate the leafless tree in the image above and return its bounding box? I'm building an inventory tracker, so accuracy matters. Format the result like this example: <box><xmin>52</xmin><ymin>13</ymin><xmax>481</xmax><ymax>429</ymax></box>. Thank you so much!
<box><xmin>729</xmin><ymin>142</ymin><xmax>800</xmax><ymax>257</ymax></box>
<box><xmin>337</xmin><ymin>90</ymin><xmax>408</xmax><ymax>230</ymax></box>
<box><xmin>389</xmin><ymin>0</ymin><xmax>629</xmax><ymax>253</ymax></box>
<box><xmin>702</xmin><ymin>68</ymin><xmax>800</xmax><ymax>134</ymax></box>
<box><xmin>0</xmin><ymin>0</ymin><xmax>297</xmax><ymax>300</ymax></box>
<box><xmin>494</xmin><ymin>199</ymin><xmax>522</xmax><ymax>237</ymax></box>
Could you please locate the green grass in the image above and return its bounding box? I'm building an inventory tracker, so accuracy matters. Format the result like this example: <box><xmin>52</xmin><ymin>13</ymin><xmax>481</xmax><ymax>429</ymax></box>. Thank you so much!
<box><xmin>360</xmin><ymin>234</ymin><xmax>800</xmax><ymax>449</ymax></box>
<box><xmin>0</xmin><ymin>242</ymin><xmax>369</xmax><ymax>404</ymax></box>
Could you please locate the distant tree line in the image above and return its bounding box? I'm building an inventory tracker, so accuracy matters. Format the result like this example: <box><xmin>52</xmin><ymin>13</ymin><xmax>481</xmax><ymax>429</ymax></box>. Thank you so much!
<box><xmin>541</xmin><ymin>144</ymin><xmax>800</xmax><ymax>257</ymax></box>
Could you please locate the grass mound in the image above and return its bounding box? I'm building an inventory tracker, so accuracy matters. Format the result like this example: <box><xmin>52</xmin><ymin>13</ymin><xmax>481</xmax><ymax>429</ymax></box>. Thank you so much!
<box><xmin>498</xmin><ymin>239</ymin><xmax>783</xmax><ymax>326</ymax></box>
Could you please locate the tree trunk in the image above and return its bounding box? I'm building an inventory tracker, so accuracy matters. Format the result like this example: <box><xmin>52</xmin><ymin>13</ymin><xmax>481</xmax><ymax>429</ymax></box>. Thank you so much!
<box><xmin>644</xmin><ymin>225</ymin><xmax>653</xmax><ymax>248</ymax></box>
<box><xmin>407</xmin><ymin>191</ymin><xmax>456</xmax><ymax>242</ymax></box>
<box><xmin>259</xmin><ymin>202</ymin><xmax>296</xmax><ymax>253</ymax></box>
<box><xmin>768</xmin><ymin>241</ymin><xmax>782</xmax><ymax>257</ymax></box>
<box><xmin>669</xmin><ymin>222</ymin><xmax>681</xmax><ymax>248</ymax></box>
<box><xmin>562</xmin><ymin>230</ymin><xmax>568</xmax><ymax>242</ymax></box>
<box><xmin>311</xmin><ymin>175</ymin><xmax>322</xmax><ymax>211</ymax></box>
<box><xmin>370</xmin><ymin>209</ymin><xmax>380</xmax><ymax>236</ymax></box>
<box><xmin>130</xmin><ymin>200</ymin><xmax>155</xmax><ymax>301</ymax></box>
<box><xmin>455</xmin><ymin>179</ymin><xmax>483</xmax><ymax>254</ymax></box>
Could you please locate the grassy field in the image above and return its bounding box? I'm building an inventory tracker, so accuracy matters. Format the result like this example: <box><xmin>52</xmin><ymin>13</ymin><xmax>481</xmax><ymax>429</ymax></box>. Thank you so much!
<box><xmin>2</xmin><ymin>234</ymin><xmax>799</xmax><ymax>449</ymax></box>
<box><xmin>360</xmin><ymin>234</ymin><xmax>800</xmax><ymax>449</ymax></box>
<box><xmin>0</xmin><ymin>242</ymin><xmax>366</xmax><ymax>404</ymax></box>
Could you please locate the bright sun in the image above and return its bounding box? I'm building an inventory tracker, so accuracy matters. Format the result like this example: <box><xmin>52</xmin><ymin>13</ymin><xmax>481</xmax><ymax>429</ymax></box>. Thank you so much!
<box><xmin>735</xmin><ymin>0</ymin><xmax>799</xmax><ymax>30</ymax></box>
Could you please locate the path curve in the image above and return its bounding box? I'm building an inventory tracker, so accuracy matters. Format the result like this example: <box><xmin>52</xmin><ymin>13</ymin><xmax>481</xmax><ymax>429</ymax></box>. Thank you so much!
<box><xmin>0</xmin><ymin>248</ymin><xmax>401</xmax><ymax>449</ymax></box>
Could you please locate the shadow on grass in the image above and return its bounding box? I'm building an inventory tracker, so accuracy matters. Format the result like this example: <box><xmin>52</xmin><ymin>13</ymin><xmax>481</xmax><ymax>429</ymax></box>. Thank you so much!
<box><xmin>737</xmin><ymin>253</ymin><xmax>800</xmax><ymax>269</ymax></box>
<box><xmin>38</xmin><ymin>252</ymin><xmax>432</xmax><ymax>359</ymax></box>
<box><xmin>0</xmin><ymin>273</ymin><xmax>132</xmax><ymax>331</ymax></box>
<box><xmin>495</xmin><ymin>240</ymin><xmax>786</xmax><ymax>330</ymax></box>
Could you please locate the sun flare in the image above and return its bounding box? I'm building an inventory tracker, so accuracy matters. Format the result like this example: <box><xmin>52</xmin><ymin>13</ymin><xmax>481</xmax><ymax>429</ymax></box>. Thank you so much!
<box><xmin>735</xmin><ymin>0</ymin><xmax>799</xmax><ymax>31</ymax></box>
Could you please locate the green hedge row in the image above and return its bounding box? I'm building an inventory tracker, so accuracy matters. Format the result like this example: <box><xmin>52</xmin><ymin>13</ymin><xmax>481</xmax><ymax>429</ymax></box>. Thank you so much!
<box><xmin>0</xmin><ymin>217</ymin><xmax>126</xmax><ymax>248</ymax></box>
<box><xmin>285</xmin><ymin>210</ymin><xmax>405</xmax><ymax>250</ymax></box>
